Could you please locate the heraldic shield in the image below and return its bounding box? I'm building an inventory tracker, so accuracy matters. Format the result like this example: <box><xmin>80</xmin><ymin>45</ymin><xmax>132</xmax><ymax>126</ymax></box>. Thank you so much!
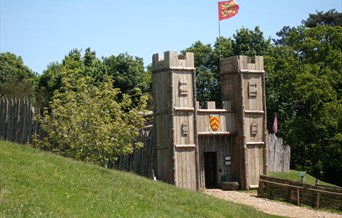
<box><xmin>209</xmin><ymin>114</ymin><xmax>220</xmax><ymax>131</ymax></box>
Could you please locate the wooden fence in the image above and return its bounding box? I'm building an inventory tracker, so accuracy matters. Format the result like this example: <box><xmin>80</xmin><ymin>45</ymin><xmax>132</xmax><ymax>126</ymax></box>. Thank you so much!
<box><xmin>267</xmin><ymin>134</ymin><xmax>290</xmax><ymax>172</ymax></box>
<box><xmin>258</xmin><ymin>175</ymin><xmax>342</xmax><ymax>211</ymax></box>
<box><xmin>0</xmin><ymin>97</ymin><xmax>154</xmax><ymax>177</ymax></box>
<box><xmin>116</xmin><ymin>127</ymin><xmax>155</xmax><ymax>178</ymax></box>
<box><xmin>0</xmin><ymin>98</ymin><xmax>39</xmax><ymax>144</ymax></box>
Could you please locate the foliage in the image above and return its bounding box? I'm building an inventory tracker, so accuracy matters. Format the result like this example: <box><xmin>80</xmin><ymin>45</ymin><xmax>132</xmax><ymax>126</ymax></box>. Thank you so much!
<box><xmin>37</xmin><ymin>49</ymin><xmax>152</xmax><ymax>109</ymax></box>
<box><xmin>182</xmin><ymin>40</ymin><xmax>224</xmax><ymax>105</ymax></box>
<box><xmin>267</xmin><ymin>22</ymin><xmax>342</xmax><ymax>185</ymax></box>
<box><xmin>302</xmin><ymin>9</ymin><xmax>342</xmax><ymax>27</ymax></box>
<box><xmin>0</xmin><ymin>52</ymin><xmax>37</xmax><ymax>99</ymax></box>
<box><xmin>232</xmin><ymin>26</ymin><xmax>271</xmax><ymax>57</ymax></box>
<box><xmin>182</xmin><ymin>27</ymin><xmax>270</xmax><ymax>106</ymax></box>
<box><xmin>0</xmin><ymin>140</ymin><xmax>279</xmax><ymax>218</ymax></box>
<box><xmin>103</xmin><ymin>53</ymin><xmax>152</xmax><ymax>108</ymax></box>
<box><xmin>35</xmin><ymin>53</ymin><xmax>148</xmax><ymax>167</ymax></box>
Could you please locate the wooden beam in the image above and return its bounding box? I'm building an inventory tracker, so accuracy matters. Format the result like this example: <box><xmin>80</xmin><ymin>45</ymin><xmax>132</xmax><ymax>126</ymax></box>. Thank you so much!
<box><xmin>197</xmin><ymin>131</ymin><xmax>231</xmax><ymax>136</ymax></box>
<box><xmin>244</xmin><ymin>110</ymin><xmax>265</xmax><ymax>114</ymax></box>
<box><xmin>246</xmin><ymin>142</ymin><xmax>265</xmax><ymax>145</ymax></box>
<box><xmin>174</xmin><ymin>107</ymin><xmax>194</xmax><ymax>112</ymax></box>
<box><xmin>174</xmin><ymin>144</ymin><xmax>196</xmax><ymax>148</ymax></box>
<box><xmin>197</xmin><ymin>109</ymin><xmax>235</xmax><ymax>113</ymax></box>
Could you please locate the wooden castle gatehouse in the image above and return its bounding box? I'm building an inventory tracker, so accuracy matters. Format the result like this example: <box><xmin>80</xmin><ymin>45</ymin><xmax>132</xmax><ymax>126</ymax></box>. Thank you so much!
<box><xmin>152</xmin><ymin>51</ymin><xmax>267</xmax><ymax>190</ymax></box>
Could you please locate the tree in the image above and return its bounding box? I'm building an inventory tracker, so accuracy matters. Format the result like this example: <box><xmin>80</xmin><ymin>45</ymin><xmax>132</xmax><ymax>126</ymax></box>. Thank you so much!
<box><xmin>302</xmin><ymin>9</ymin><xmax>342</xmax><ymax>27</ymax></box>
<box><xmin>37</xmin><ymin>48</ymin><xmax>108</xmax><ymax>108</ymax></box>
<box><xmin>232</xmin><ymin>26</ymin><xmax>271</xmax><ymax>57</ymax></box>
<box><xmin>103</xmin><ymin>53</ymin><xmax>152</xmax><ymax>108</ymax></box>
<box><xmin>266</xmin><ymin>23</ymin><xmax>342</xmax><ymax>185</ymax></box>
<box><xmin>0</xmin><ymin>52</ymin><xmax>37</xmax><ymax>98</ymax></box>
<box><xmin>183</xmin><ymin>41</ymin><xmax>220</xmax><ymax>105</ymax></box>
<box><xmin>36</xmin><ymin>55</ymin><xmax>148</xmax><ymax>167</ymax></box>
<box><xmin>285</xmin><ymin>25</ymin><xmax>341</xmax><ymax>184</ymax></box>
<box><xmin>264</xmin><ymin>46</ymin><xmax>300</xmax><ymax>136</ymax></box>
<box><xmin>276</xmin><ymin>9</ymin><xmax>341</xmax><ymax>46</ymax></box>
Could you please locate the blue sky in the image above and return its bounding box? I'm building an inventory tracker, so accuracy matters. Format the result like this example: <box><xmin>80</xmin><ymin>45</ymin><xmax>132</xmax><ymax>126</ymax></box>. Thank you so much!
<box><xmin>1</xmin><ymin>0</ymin><xmax>341</xmax><ymax>74</ymax></box>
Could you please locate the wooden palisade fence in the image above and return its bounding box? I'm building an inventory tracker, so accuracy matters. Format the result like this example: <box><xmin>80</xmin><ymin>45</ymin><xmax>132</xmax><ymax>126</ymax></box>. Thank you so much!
<box><xmin>0</xmin><ymin>98</ymin><xmax>42</xmax><ymax>144</ymax></box>
<box><xmin>0</xmin><ymin>97</ymin><xmax>155</xmax><ymax>179</ymax></box>
<box><xmin>116</xmin><ymin>127</ymin><xmax>155</xmax><ymax>178</ymax></box>
<box><xmin>267</xmin><ymin>134</ymin><xmax>290</xmax><ymax>172</ymax></box>
<box><xmin>258</xmin><ymin>175</ymin><xmax>342</xmax><ymax>211</ymax></box>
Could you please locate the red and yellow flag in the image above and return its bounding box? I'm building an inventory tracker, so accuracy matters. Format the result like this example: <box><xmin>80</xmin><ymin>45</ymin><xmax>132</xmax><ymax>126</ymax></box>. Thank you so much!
<box><xmin>218</xmin><ymin>0</ymin><xmax>239</xmax><ymax>21</ymax></box>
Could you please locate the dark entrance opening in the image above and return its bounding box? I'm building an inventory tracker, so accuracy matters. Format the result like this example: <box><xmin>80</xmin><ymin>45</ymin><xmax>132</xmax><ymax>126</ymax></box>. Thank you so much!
<box><xmin>204</xmin><ymin>152</ymin><xmax>218</xmax><ymax>188</ymax></box>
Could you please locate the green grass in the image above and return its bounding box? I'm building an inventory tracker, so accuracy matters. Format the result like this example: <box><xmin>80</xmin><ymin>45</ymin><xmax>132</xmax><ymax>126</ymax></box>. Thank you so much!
<box><xmin>0</xmin><ymin>140</ymin><xmax>281</xmax><ymax>218</ymax></box>
<box><xmin>268</xmin><ymin>170</ymin><xmax>340</xmax><ymax>187</ymax></box>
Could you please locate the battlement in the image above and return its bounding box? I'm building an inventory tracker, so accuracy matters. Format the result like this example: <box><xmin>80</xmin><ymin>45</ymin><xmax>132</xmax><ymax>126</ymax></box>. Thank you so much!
<box><xmin>152</xmin><ymin>51</ymin><xmax>195</xmax><ymax>71</ymax></box>
<box><xmin>220</xmin><ymin>55</ymin><xmax>264</xmax><ymax>75</ymax></box>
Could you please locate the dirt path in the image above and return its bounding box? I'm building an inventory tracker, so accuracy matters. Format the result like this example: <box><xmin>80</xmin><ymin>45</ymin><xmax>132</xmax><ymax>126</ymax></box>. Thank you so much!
<box><xmin>205</xmin><ymin>189</ymin><xmax>342</xmax><ymax>218</ymax></box>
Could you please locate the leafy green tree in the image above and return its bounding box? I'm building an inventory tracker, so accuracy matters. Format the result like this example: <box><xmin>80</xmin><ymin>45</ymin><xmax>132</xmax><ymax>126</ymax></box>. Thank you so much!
<box><xmin>37</xmin><ymin>48</ymin><xmax>107</xmax><ymax>108</ymax></box>
<box><xmin>285</xmin><ymin>25</ymin><xmax>341</xmax><ymax>184</ymax></box>
<box><xmin>0</xmin><ymin>52</ymin><xmax>37</xmax><ymax>98</ymax></box>
<box><xmin>264</xmin><ymin>46</ymin><xmax>300</xmax><ymax>136</ymax></box>
<box><xmin>36</xmin><ymin>56</ymin><xmax>148</xmax><ymax>167</ymax></box>
<box><xmin>103</xmin><ymin>53</ymin><xmax>151</xmax><ymax>107</ymax></box>
<box><xmin>267</xmin><ymin>22</ymin><xmax>342</xmax><ymax>185</ymax></box>
<box><xmin>36</xmin><ymin>62</ymin><xmax>63</xmax><ymax>108</ymax></box>
<box><xmin>302</xmin><ymin>9</ymin><xmax>342</xmax><ymax>27</ymax></box>
<box><xmin>183</xmin><ymin>41</ymin><xmax>219</xmax><ymax>105</ymax></box>
<box><xmin>232</xmin><ymin>26</ymin><xmax>271</xmax><ymax>57</ymax></box>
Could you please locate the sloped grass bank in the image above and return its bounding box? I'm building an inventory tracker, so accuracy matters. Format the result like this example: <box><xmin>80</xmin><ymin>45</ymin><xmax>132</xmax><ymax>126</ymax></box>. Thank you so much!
<box><xmin>268</xmin><ymin>170</ymin><xmax>340</xmax><ymax>187</ymax></box>
<box><xmin>0</xmin><ymin>141</ymin><xmax>280</xmax><ymax>217</ymax></box>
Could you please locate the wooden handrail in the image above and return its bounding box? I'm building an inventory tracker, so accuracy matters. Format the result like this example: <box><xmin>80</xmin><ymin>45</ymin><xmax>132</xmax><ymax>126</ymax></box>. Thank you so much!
<box><xmin>259</xmin><ymin>179</ymin><xmax>304</xmax><ymax>189</ymax></box>
<box><xmin>307</xmin><ymin>188</ymin><xmax>342</xmax><ymax>196</ymax></box>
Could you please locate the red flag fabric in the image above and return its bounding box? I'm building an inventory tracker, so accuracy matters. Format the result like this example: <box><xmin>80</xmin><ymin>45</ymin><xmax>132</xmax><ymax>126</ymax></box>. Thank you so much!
<box><xmin>273</xmin><ymin>115</ymin><xmax>278</xmax><ymax>134</ymax></box>
<box><xmin>218</xmin><ymin>0</ymin><xmax>239</xmax><ymax>21</ymax></box>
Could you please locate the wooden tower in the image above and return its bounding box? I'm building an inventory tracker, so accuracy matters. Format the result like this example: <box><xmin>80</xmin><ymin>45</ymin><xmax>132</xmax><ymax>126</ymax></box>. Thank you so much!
<box><xmin>220</xmin><ymin>56</ymin><xmax>267</xmax><ymax>189</ymax></box>
<box><xmin>152</xmin><ymin>51</ymin><xmax>198</xmax><ymax>190</ymax></box>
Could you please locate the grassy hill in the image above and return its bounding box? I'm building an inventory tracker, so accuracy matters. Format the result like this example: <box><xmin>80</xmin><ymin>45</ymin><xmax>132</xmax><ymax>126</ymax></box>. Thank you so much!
<box><xmin>0</xmin><ymin>140</ymin><xmax>280</xmax><ymax>217</ymax></box>
<box><xmin>269</xmin><ymin>171</ymin><xmax>340</xmax><ymax>187</ymax></box>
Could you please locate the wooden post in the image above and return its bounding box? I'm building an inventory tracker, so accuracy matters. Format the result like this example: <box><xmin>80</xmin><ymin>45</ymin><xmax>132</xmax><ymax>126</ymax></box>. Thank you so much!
<box><xmin>316</xmin><ymin>192</ymin><xmax>320</xmax><ymax>209</ymax></box>
<box><xmin>297</xmin><ymin>188</ymin><xmax>301</xmax><ymax>206</ymax></box>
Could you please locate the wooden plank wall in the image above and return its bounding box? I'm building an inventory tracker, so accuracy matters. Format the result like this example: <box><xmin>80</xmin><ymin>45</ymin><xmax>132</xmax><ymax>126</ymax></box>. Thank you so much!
<box><xmin>152</xmin><ymin>68</ymin><xmax>173</xmax><ymax>184</ymax></box>
<box><xmin>172</xmin><ymin>69</ymin><xmax>197</xmax><ymax>190</ymax></box>
<box><xmin>174</xmin><ymin>147</ymin><xmax>197</xmax><ymax>190</ymax></box>
<box><xmin>198</xmin><ymin>136</ymin><xmax>232</xmax><ymax>188</ymax></box>
<box><xmin>116</xmin><ymin>127</ymin><xmax>155</xmax><ymax>178</ymax></box>
<box><xmin>246</xmin><ymin>144</ymin><xmax>264</xmax><ymax>186</ymax></box>
<box><xmin>197</xmin><ymin>111</ymin><xmax>235</xmax><ymax>134</ymax></box>
<box><xmin>268</xmin><ymin>134</ymin><xmax>291</xmax><ymax>172</ymax></box>
<box><xmin>243</xmin><ymin>71</ymin><xmax>266</xmax><ymax>188</ymax></box>
<box><xmin>0</xmin><ymin>98</ymin><xmax>35</xmax><ymax>144</ymax></box>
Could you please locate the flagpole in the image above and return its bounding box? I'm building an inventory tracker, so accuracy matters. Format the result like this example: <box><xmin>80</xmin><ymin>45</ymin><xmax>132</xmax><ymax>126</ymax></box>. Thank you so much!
<box><xmin>218</xmin><ymin>19</ymin><xmax>221</xmax><ymax>60</ymax></box>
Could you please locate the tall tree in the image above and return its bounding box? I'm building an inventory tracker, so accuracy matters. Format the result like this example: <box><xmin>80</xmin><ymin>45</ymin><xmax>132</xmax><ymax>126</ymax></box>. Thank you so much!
<box><xmin>103</xmin><ymin>53</ymin><xmax>151</xmax><ymax>108</ymax></box>
<box><xmin>35</xmin><ymin>53</ymin><xmax>148</xmax><ymax>167</ymax></box>
<box><xmin>37</xmin><ymin>48</ymin><xmax>107</xmax><ymax>108</ymax></box>
<box><xmin>267</xmin><ymin>21</ymin><xmax>342</xmax><ymax>185</ymax></box>
<box><xmin>0</xmin><ymin>52</ymin><xmax>37</xmax><ymax>98</ymax></box>
<box><xmin>285</xmin><ymin>25</ymin><xmax>342</xmax><ymax>184</ymax></box>
<box><xmin>302</xmin><ymin>9</ymin><xmax>342</xmax><ymax>27</ymax></box>
<box><xmin>183</xmin><ymin>41</ymin><xmax>219</xmax><ymax>105</ymax></box>
<box><xmin>232</xmin><ymin>26</ymin><xmax>271</xmax><ymax>57</ymax></box>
